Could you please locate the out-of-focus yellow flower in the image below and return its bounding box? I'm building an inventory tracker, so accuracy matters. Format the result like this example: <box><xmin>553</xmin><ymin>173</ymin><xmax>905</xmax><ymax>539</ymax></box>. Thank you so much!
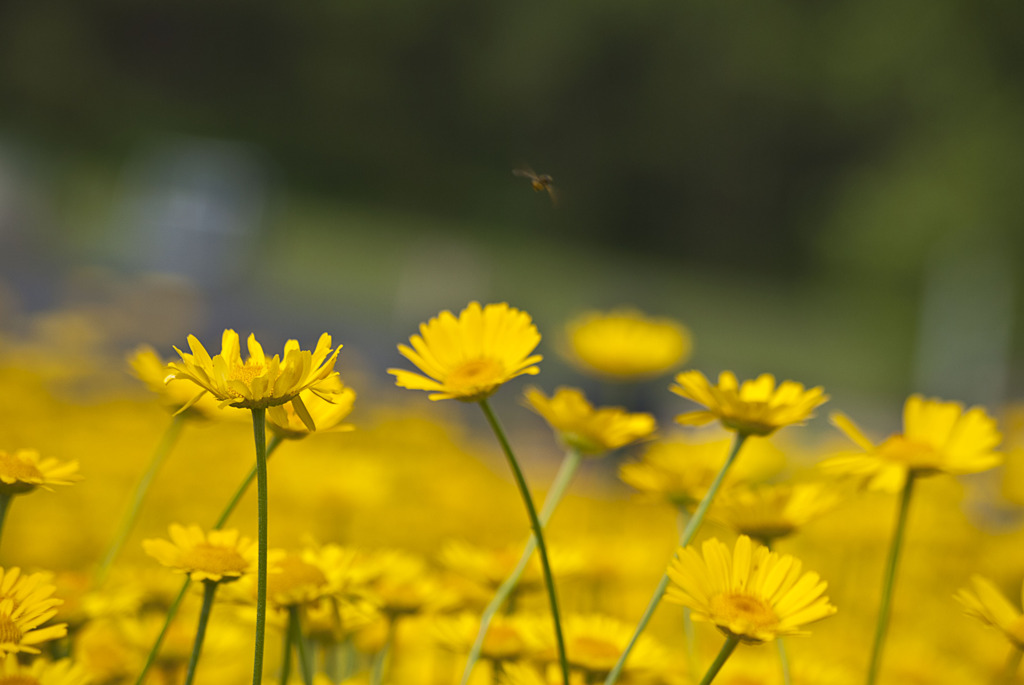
<box><xmin>129</xmin><ymin>345</ymin><xmax>248</xmax><ymax>422</ymax></box>
<box><xmin>165</xmin><ymin>329</ymin><xmax>343</xmax><ymax>428</ymax></box>
<box><xmin>619</xmin><ymin>437</ymin><xmax>783</xmax><ymax>509</ymax></box>
<box><xmin>267</xmin><ymin>383</ymin><xmax>356</xmax><ymax>439</ymax></box>
<box><xmin>142</xmin><ymin>524</ymin><xmax>256</xmax><ymax>584</ymax></box>
<box><xmin>0</xmin><ymin>567</ymin><xmax>67</xmax><ymax>655</ymax></box>
<box><xmin>531</xmin><ymin>613</ymin><xmax>671</xmax><ymax>682</ymax></box>
<box><xmin>955</xmin><ymin>574</ymin><xmax>1024</xmax><ymax>649</ymax></box>
<box><xmin>355</xmin><ymin>549</ymin><xmax>461</xmax><ymax>618</ymax></box>
<box><xmin>716</xmin><ymin>652</ymin><xmax>857</xmax><ymax>685</ymax></box>
<box><xmin>822</xmin><ymin>395</ymin><xmax>1002</xmax><ymax>492</ymax></box>
<box><xmin>500</xmin><ymin>662</ymin><xmax>587</xmax><ymax>685</ymax></box>
<box><xmin>0</xmin><ymin>448</ymin><xmax>81</xmax><ymax>495</ymax></box>
<box><xmin>0</xmin><ymin>656</ymin><xmax>90</xmax><ymax>685</ymax></box>
<box><xmin>432</xmin><ymin>612</ymin><xmax>538</xmax><ymax>662</ymax></box>
<box><xmin>389</xmin><ymin>302</ymin><xmax>542</xmax><ymax>402</ymax></box>
<box><xmin>564</xmin><ymin>309</ymin><xmax>691</xmax><ymax>380</ymax></box>
<box><xmin>666</xmin><ymin>536</ymin><xmax>836</xmax><ymax>644</ymax></box>
<box><xmin>711</xmin><ymin>482</ymin><xmax>840</xmax><ymax>544</ymax></box>
<box><xmin>671</xmin><ymin>371</ymin><xmax>827</xmax><ymax>436</ymax></box>
<box><xmin>438</xmin><ymin>540</ymin><xmax>584</xmax><ymax>605</ymax></box>
<box><xmin>523</xmin><ymin>386</ymin><xmax>656</xmax><ymax>455</ymax></box>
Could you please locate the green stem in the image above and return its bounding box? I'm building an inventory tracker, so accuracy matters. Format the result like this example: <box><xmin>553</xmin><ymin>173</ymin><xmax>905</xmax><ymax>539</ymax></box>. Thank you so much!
<box><xmin>134</xmin><ymin>434</ymin><xmax>284</xmax><ymax>685</ymax></box>
<box><xmin>215</xmin><ymin>434</ymin><xmax>283</xmax><ymax>530</ymax></box>
<box><xmin>184</xmin><ymin>580</ymin><xmax>219</xmax><ymax>685</ymax></box>
<box><xmin>134</xmin><ymin>580</ymin><xmax>191</xmax><ymax>685</ymax></box>
<box><xmin>279</xmin><ymin>611</ymin><xmax>294</xmax><ymax>685</ymax></box>
<box><xmin>96</xmin><ymin>415</ymin><xmax>185</xmax><ymax>585</ymax></box>
<box><xmin>478</xmin><ymin>398</ymin><xmax>570</xmax><ymax>685</ymax></box>
<box><xmin>290</xmin><ymin>606</ymin><xmax>314</xmax><ymax>685</ymax></box>
<box><xmin>0</xmin><ymin>492</ymin><xmax>12</xmax><ymax>556</ymax></box>
<box><xmin>865</xmin><ymin>474</ymin><xmax>916</xmax><ymax>685</ymax></box>
<box><xmin>603</xmin><ymin>432</ymin><xmax>749</xmax><ymax>685</ymax></box>
<box><xmin>252</xmin><ymin>407</ymin><xmax>269</xmax><ymax>685</ymax></box>
<box><xmin>370</xmin><ymin>617</ymin><xmax>397</xmax><ymax>685</ymax></box>
<box><xmin>678</xmin><ymin>508</ymin><xmax>698</xmax><ymax>685</ymax></box>
<box><xmin>698</xmin><ymin>636</ymin><xmax>740</xmax><ymax>685</ymax></box>
<box><xmin>1001</xmin><ymin>646</ymin><xmax>1022</xmax><ymax>685</ymax></box>
<box><xmin>777</xmin><ymin>638</ymin><xmax>792</xmax><ymax>685</ymax></box>
<box><xmin>459</xmin><ymin>448</ymin><xmax>583</xmax><ymax>685</ymax></box>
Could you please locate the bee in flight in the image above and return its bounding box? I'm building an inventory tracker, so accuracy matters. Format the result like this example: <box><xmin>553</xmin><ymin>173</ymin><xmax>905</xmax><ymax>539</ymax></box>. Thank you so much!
<box><xmin>513</xmin><ymin>166</ymin><xmax>558</xmax><ymax>207</ymax></box>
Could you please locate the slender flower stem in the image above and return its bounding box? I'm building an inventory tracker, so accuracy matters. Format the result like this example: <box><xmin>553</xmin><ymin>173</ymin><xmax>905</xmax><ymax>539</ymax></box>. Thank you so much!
<box><xmin>96</xmin><ymin>415</ymin><xmax>186</xmax><ymax>585</ymax></box>
<box><xmin>604</xmin><ymin>432</ymin><xmax>749</xmax><ymax>685</ymax></box>
<box><xmin>135</xmin><ymin>435</ymin><xmax>284</xmax><ymax>685</ymax></box>
<box><xmin>866</xmin><ymin>474</ymin><xmax>916</xmax><ymax>685</ymax></box>
<box><xmin>184</xmin><ymin>580</ymin><xmax>219</xmax><ymax>685</ymax></box>
<box><xmin>459</xmin><ymin>448</ymin><xmax>583</xmax><ymax>685</ymax></box>
<box><xmin>0</xmin><ymin>492</ymin><xmax>12</xmax><ymax>555</ymax></box>
<box><xmin>777</xmin><ymin>638</ymin><xmax>792</xmax><ymax>685</ymax></box>
<box><xmin>677</xmin><ymin>508</ymin><xmax>698</xmax><ymax>685</ymax></box>
<box><xmin>279</xmin><ymin>613</ymin><xmax>294</xmax><ymax>685</ymax></box>
<box><xmin>252</xmin><ymin>407</ymin><xmax>269</xmax><ymax>685</ymax></box>
<box><xmin>1001</xmin><ymin>646</ymin><xmax>1022</xmax><ymax>685</ymax></box>
<box><xmin>290</xmin><ymin>606</ymin><xmax>314</xmax><ymax>685</ymax></box>
<box><xmin>478</xmin><ymin>398</ymin><xmax>571</xmax><ymax>685</ymax></box>
<box><xmin>371</xmin><ymin>617</ymin><xmax>397</xmax><ymax>685</ymax></box>
<box><xmin>699</xmin><ymin>636</ymin><xmax>740</xmax><ymax>685</ymax></box>
<box><xmin>134</xmin><ymin>580</ymin><xmax>191</xmax><ymax>685</ymax></box>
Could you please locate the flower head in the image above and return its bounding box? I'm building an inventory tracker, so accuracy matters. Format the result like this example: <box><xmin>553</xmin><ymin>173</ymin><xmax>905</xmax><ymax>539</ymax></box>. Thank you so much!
<box><xmin>267</xmin><ymin>383</ymin><xmax>356</xmax><ymax>440</ymax></box>
<box><xmin>165</xmin><ymin>329</ymin><xmax>343</xmax><ymax>428</ymax></box>
<box><xmin>0</xmin><ymin>657</ymin><xmax>90</xmax><ymax>685</ymax></box>
<box><xmin>671</xmin><ymin>371</ymin><xmax>827</xmax><ymax>436</ymax></box>
<box><xmin>0</xmin><ymin>449</ymin><xmax>81</xmax><ymax>496</ymax></box>
<box><xmin>432</xmin><ymin>612</ymin><xmax>537</xmax><ymax>662</ymax></box>
<box><xmin>389</xmin><ymin>302</ymin><xmax>542</xmax><ymax>402</ymax></box>
<box><xmin>954</xmin><ymin>574</ymin><xmax>1024</xmax><ymax>649</ymax></box>
<box><xmin>666</xmin><ymin>535</ymin><xmax>836</xmax><ymax>644</ymax></box>
<box><xmin>143</xmin><ymin>524</ymin><xmax>256</xmax><ymax>584</ymax></box>
<box><xmin>711</xmin><ymin>482</ymin><xmax>840</xmax><ymax>544</ymax></box>
<box><xmin>532</xmin><ymin>613</ymin><xmax>670</xmax><ymax>681</ymax></box>
<box><xmin>821</xmin><ymin>395</ymin><xmax>1002</xmax><ymax>492</ymax></box>
<box><xmin>0</xmin><ymin>567</ymin><xmax>68</xmax><ymax>655</ymax></box>
<box><xmin>523</xmin><ymin>386</ymin><xmax>656</xmax><ymax>455</ymax></box>
<box><xmin>565</xmin><ymin>309</ymin><xmax>692</xmax><ymax>380</ymax></box>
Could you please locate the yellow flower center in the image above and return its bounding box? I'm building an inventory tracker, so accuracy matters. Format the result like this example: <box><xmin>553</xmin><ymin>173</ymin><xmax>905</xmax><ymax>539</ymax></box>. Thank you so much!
<box><xmin>710</xmin><ymin>593</ymin><xmax>779</xmax><ymax>639</ymax></box>
<box><xmin>179</xmin><ymin>543</ymin><xmax>249</xmax><ymax>577</ymax></box>
<box><xmin>0</xmin><ymin>452</ymin><xmax>42</xmax><ymax>486</ymax></box>
<box><xmin>228</xmin><ymin>360</ymin><xmax>277</xmax><ymax>390</ymax></box>
<box><xmin>878</xmin><ymin>436</ymin><xmax>941</xmax><ymax>471</ymax></box>
<box><xmin>570</xmin><ymin>636</ymin><xmax>621</xmax><ymax>671</ymax></box>
<box><xmin>483</xmin><ymin>624</ymin><xmax>527</xmax><ymax>660</ymax></box>
<box><xmin>445</xmin><ymin>359</ymin><xmax>504</xmax><ymax>394</ymax></box>
<box><xmin>0</xmin><ymin>676</ymin><xmax>39</xmax><ymax>685</ymax></box>
<box><xmin>268</xmin><ymin>557</ymin><xmax>328</xmax><ymax>605</ymax></box>
<box><xmin>0</xmin><ymin>615</ymin><xmax>23</xmax><ymax>646</ymax></box>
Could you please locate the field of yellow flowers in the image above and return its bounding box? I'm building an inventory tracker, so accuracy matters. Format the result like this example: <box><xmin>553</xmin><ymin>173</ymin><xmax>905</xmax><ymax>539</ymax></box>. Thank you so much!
<box><xmin>1</xmin><ymin>294</ymin><xmax>1022</xmax><ymax>685</ymax></box>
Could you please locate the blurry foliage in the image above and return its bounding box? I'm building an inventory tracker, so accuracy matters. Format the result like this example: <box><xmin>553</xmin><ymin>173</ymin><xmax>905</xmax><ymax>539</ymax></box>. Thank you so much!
<box><xmin>2</xmin><ymin>0</ymin><xmax>1024</xmax><ymax>275</ymax></box>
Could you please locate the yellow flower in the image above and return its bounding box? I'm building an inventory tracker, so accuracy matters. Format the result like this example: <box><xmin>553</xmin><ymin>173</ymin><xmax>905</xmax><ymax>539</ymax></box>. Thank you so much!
<box><xmin>142</xmin><ymin>524</ymin><xmax>256</xmax><ymax>583</ymax></box>
<box><xmin>0</xmin><ymin>657</ymin><xmax>90</xmax><ymax>685</ymax></box>
<box><xmin>0</xmin><ymin>567</ymin><xmax>68</xmax><ymax>655</ymax></box>
<box><xmin>619</xmin><ymin>437</ymin><xmax>784</xmax><ymax>509</ymax></box>
<box><xmin>0</xmin><ymin>449</ymin><xmax>81</xmax><ymax>496</ymax></box>
<box><xmin>711</xmin><ymin>482</ymin><xmax>840</xmax><ymax>543</ymax></box>
<box><xmin>821</xmin><ymin>395</ymin><xmax>1002</xmax><ymax>492</ymax></box>
<box><xmin>432</xmin><ymin>612</ymin><xmax>537</xmax><ymax>662</ymax></box>
<box><xmin>389</xmin><ymin>302</ymin><xmax>542</xmax><ymax>401</ymax></box>
<box><xmin>523</xmin><ymin>386</ymin><xmax>656</xmax><ymax>454</ymax></box>
<box><xmin>671</xmin><ymin>371</ymin><xmax>828</xmax><ymax>436</ymax></box>
<box><xmin>565</xmin><ymin>309</ymin><xmax>692</xmax><ymax>380</ymax></box>
<box><xmin>532</xmin><ymin>613</ymin><xmax>671</xmax><ymax>681</ymax></box>
<box><xmin>129</xmin><ymin>345</ymin><xmax>248</xmax><ymax>422</ymax></box>
<box><xmin>165</xmin><ymin>329</ymin><xmax>343</xmax><ymax>427</ymax></box>
<box><xmin>267</xmin><ymin>383</ymin><xmax>357</xmax><ymax>439</ymax></box>
<box><xmin>954</xmin><ymin>574</ymin><xmax>1024</xmax><ymax>649</ymax></box>
<box><xmin>665</xmin><ymin>535</ymin><xmax>836</xmax><ymax>644</ymax></box>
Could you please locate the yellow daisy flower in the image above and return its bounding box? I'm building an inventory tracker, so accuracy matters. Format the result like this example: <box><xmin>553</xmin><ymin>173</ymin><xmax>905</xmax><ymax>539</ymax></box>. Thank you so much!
<box><xmin>821</xmin><ymin>394</ymin><xmax>1002</xmax><ymax>492</ymax></box>
<box><xmin>266</xmin><ymin>383</ymin><xmax>357</xmax><ymax>439</ymax></box>
<box><xmin>0</xmin><ymin>567</ymin><xmax>68</xmax><ymax>655</ymax></box>
<box><xmin>0</xmin><ymin>448</ymin><xmax>81</xmax><ymax>496</ymax></box>
<box><xmin>532</xmin><ymin>613</ymin><xmax>671</xmax><ymax>681</ymax></box>
<box><xmin>164</xmin><ymin>329</ymin><xmax>343</xmax><ymax>428</ymax></box>
<box><xmin>671</xmin><ymin>371</ymin><xmax>827</xmax><ymax>436</ymax></box>
<box><xmin>388</xmin><ymin>301</ymin><xmax>542</xmax><ymax>401</ymax></box>
<box><xmin>523</xmin><ymin>386</ymin><xmax>656</xmax><ymax>454</ymax></box>
<box><xmin>665</xmin><ymin>535</ymin><xmax>836</xmax><ymax>644</ymax></box>
<box><xmin>142</xmin><ymin>524</ymin><xmax>256</xmax><ymax>584</ymax></box>
<box><xmin>565</xmin><ymin>309</ymin><xmax>692</xmax><ymax>380</ymax></box>
<box><xmin>129</xmin><ymin>345</ymin><xmax>248</xmax><ymax>422</ymax></box>
<box><xmin>711</xmin><ymin>482</ymin><xmax>840</xmax><ymax>544</ymax></box>
<box><xmin>432</xmin><ymin>612</ymin><xmax>537</xmax><ymax>662</ymax></box>
<box><xmin>0</xmin><ymin>657</ymin><xmax>90</xmax><ymax>685</ymax></box>
<box><xmin>954</xmin><ymin>574</ymin><xmax>1024</xmax><ymax>649</ymax></box>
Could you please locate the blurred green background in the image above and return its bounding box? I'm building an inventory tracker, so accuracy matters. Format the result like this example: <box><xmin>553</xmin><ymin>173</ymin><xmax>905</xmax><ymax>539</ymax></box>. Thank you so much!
<box><xmin>1</xmin><ymin>0</ymin><xmax>1023</xmax><ymax>416</ymax></box>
